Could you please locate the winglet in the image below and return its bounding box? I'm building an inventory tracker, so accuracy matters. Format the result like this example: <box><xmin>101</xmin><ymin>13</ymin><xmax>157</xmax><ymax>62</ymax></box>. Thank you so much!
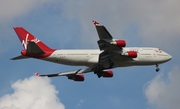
<box><xmin>34</xmin><ymin>72</ymin><xmax>40</xmax><ymax>77</ymax></box>
<box><xmin>92</xmin><ymin>20</ymin><xmax>100</xmax><ymax>26</ymax></box>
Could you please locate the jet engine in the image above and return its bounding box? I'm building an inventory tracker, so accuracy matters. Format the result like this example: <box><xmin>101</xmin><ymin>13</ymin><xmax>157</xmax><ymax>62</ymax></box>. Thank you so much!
<box><xmin>125</xmin><ymin>51</ymin><xmax>137</xmax><ymax>58</ymax></box>
<box><xmin>110</xmin><ymin>40</ymin><xmax>126</xmax><ymax>47</ymax></box>
<box><xmin>102</xmin><ymin>70</ymin><xmax>113</xmax><ymax>78</ymax></box>
<box><xmin>68</xmin><ymin>74</ymin><xmax>85</xmax><ymax>81</ymax></box>
<box><xmin>21</xmin><ymin>50</ymin><xmax>27</xmax><ymax>56</ymax></box>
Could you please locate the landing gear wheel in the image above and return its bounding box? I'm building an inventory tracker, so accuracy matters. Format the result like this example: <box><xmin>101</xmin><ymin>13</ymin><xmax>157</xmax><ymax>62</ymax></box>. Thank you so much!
<box><xmin>155</xmin><ymin>64</ymin><xmax>160</xmax><ymax>72</ymax></box>
<box><xmin>156</xmin><ymin>68</ymin><xmax>160</xmax><ymax>72</ymax></box>
<box><xmin>98</xmin><ymin>74</ymin><xmax>102</xmax><ymax>78</ymax></box>
<box><xmin>97</xmin><ymin>72</ymin><xmax>103</xmax><ymax>78</ymax></box>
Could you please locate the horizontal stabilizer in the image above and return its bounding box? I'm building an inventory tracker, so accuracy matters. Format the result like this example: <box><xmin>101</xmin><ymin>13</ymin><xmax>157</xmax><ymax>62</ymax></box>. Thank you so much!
<box><xmin>11</xmin><ymin>55</ymin><xmax>31</xmax><ymax>60</ymax></box>
<box><xmin>27</xmin><ymin>41</ymin><xmax>45</xmax><ymax>54</ymax></box>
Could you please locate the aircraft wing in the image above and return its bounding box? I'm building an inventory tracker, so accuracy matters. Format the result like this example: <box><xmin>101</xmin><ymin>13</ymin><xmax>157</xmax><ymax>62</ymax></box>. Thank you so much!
<box><xmin>93</xmin><ymin>21</ymin><xmax>113</xmax><ymax>40</ymax></box>
<box><xmin>93</xmin><ymin>21</ymin><xmax>126</xmax><ymax>64</ymax></box>
<box><xmin>35</xmin><ymin>67</ymin><xmax>93</xmax><ymax>81</ymax></box>
<box><xmin>93</xmin><ymin>20</ymin><xmax>124</xmax><ymax>50</ymax></box>
<box><xmin>35</xmin><ymin>67</ymin><xmax>93</xmax><ymax>77</ymax></box>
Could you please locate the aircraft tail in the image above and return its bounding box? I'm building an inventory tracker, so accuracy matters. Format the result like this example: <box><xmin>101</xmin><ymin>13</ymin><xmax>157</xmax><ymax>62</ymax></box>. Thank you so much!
<box><xmin>13</xmin><ymin>27</ymin><xmax>54</xmax><ymax>55</ymax></box>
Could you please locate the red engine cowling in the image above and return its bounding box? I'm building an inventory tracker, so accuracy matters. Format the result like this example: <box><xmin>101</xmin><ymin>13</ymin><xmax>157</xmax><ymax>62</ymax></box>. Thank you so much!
<box><xmin>110</xmin><ymin>40</ymin><xmax>126</xmax><ymax>47</ymax></box>
<box><xmin>68</xmin><ymin>74</ymin><xmax>85</xmax><ymax>81</ymax></box>
<box><xmin>21</xmin><ymin>50</ymin><xmax>27</xmax><ymax>56</ymax></box>
<box><xmin>125</xmin><ymin>51</ymin><xmax>137</xmax><ymax>58</ymax></box>
<box><xmin>103</xmin><ymin>70</ymin><xmax>113</xmax><ymax>78</ymax></box>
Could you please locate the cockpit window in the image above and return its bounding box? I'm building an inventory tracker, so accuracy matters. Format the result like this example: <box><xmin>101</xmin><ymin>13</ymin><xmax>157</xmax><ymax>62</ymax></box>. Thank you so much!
<box><xmin>154</xmin><ymin>48</ymin><xmax>163</xmax><ymax>53</ymax></box>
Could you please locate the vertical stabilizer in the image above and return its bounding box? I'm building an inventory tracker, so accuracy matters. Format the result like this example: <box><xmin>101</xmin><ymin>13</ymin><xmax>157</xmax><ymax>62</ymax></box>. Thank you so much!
<box><xmin>13</xmin><ymin>27</ymin><xmax>55</xmax><ymax>59</ymax></box>
<box><xmin>13</xmin><ymin>27</ymin><xmax>54</xmax><ymax>52</ymax></box>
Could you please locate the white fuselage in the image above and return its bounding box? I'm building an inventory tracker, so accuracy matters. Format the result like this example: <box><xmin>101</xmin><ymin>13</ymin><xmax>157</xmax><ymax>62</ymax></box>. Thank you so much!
<box><xmin>41</xmin><ymin>47</ymin><xmax>172</xmax><ymax>69</ymax></box>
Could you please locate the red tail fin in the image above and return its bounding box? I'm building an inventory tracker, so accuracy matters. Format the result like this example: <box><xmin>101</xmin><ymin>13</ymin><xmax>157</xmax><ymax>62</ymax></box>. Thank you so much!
<box><xmin>13</xmin><ymin>27</ymin><xmax>54</xmax><ymax>52</ymax></box>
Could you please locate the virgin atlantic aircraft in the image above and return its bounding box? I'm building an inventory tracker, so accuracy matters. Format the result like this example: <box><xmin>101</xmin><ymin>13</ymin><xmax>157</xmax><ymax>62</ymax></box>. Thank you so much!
<box><xmin>11</xmin><ymin>21</ymin><xmax>172</xmax><ymax>81</ymax></box>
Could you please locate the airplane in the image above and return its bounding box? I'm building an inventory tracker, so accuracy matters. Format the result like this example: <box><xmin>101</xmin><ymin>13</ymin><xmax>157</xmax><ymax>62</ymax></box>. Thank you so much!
<box><xmin>11</xmin><ymin>21</ymin><xmax>172</xmax><ymax>82</ymax></box>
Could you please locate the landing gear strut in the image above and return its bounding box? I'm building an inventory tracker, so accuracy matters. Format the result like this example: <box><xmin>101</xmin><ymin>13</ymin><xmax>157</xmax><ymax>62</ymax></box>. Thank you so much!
<box><xmin>97</xmin><ymin>72</ymin><xmax>103</xmax><ymax>78</ymax></box>
<box><xmin>156</xmin><ymin>64</ymin><xmax>160</xmax><ymax>72</ymax></box>
<box><xmin>94</xmin><ymin>64</ymin><xmax>104</xmax><ymax>78</ymax></box>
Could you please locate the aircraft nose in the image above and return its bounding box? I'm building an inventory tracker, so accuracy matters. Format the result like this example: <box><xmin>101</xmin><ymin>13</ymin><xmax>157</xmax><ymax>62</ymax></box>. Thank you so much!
<box><xmin>164</xmin><ymin>53</ymin><xmax>172</xmax><ymax>61</ymax></box>
<box><xmin>167</xmin><ymin>54</ymin><xmax>172</xmax><ymax>61</ymax></box>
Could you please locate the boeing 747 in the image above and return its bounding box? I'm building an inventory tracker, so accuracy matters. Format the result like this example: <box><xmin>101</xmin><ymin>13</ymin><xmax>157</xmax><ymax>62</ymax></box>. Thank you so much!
<box><xmin>11</xmin><ymin>21</ymin><xmax>172</xmax><ymax>81</ymax></box>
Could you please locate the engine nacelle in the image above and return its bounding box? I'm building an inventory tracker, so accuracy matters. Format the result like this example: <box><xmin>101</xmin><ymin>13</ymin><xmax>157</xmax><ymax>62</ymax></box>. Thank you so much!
<box><xmin>125</xmin><ymin>51</ymin><xmax>137</xmax><ymax>58</ymax></box>
<box><xmin>68</xmin><ymin>74</ymin><xmax>85</xmax><ymax>81</ymax></box>
<box><xmin>21</xmin><ymin>50</ymin><xmax>27</xmax><ymax>56</ymax></box>
<box><xmin>110</xmin><ymin>40</ymin><xmax>126</xmax><ymax>47</ymax></box>
<box><xmin>102</xmin><ymin>70</ymin><xmax>113</xmax><ymax>78</ymax></box>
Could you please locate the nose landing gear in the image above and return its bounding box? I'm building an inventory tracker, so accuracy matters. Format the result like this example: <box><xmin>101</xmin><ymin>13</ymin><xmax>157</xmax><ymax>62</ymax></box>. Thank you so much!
<box><xmin>156</xmin><ymin>64</ymin><xmax>160</xmax><ymax>72</ymax></box>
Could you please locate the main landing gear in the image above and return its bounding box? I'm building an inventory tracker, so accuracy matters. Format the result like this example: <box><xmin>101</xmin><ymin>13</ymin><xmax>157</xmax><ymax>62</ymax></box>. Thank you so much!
<box><xmin>95</xmin><ymin>71</ymin><xmax>103</xmax><ymax>78</ymax></box>
<box><xmin>94</xmin><ymin>64</ymin><xmax>103</xmax><ymax>78</ymax></box>
<box><xmin>156</xmin><ymin>64</ymin><xmax>160</xmax><ymax>72</ymax></box>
